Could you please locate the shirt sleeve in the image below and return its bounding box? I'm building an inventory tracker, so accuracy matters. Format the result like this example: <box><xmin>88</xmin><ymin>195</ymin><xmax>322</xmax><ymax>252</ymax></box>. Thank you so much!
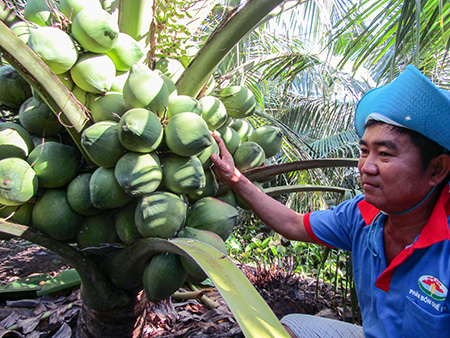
<box><xmin>304</xmin><ymin>195</ymin><xmax>366</xmax><ymax>252</ymax></box>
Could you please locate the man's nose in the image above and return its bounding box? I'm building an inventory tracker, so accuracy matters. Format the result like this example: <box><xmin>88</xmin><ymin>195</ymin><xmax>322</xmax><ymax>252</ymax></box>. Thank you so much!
<box><xmin>359</xmin><ymin>155</ymin><xmax>378</xmax><ymax>175</ymax></box>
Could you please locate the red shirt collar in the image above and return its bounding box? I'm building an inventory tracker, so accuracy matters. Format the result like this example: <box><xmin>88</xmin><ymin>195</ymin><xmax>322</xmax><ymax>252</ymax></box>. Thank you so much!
<box><xmin>358</xmin><ymin>186</ymin><xmax>450</xmax><ymax>246</ymax></box>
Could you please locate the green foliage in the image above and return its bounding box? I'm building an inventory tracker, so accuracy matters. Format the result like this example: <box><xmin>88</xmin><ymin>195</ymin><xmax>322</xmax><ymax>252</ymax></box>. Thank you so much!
<box><xmin>154</xmin><ymin>0</ymin><xmax>196</xmax><ymax>59</ymax></box>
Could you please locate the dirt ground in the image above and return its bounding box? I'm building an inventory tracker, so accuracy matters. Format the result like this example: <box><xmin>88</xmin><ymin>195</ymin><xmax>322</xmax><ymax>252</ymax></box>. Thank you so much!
<box><xmin>0</xmin><ymin>239</ymin><xmax>359</xmax><ymax>337</ymax></box>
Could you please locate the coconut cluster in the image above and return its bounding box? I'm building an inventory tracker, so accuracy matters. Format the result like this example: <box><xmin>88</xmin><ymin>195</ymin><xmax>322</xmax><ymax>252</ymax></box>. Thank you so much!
<box><xmin>0</xmin><ymin>0</ymin><xmax>284</xmax><ymax>303</ymax></box>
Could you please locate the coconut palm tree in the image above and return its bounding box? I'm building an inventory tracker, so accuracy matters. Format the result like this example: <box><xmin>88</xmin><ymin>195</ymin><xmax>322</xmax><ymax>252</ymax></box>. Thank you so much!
<box><xmin>1</xmin><ymin>0</ymin><xmax>450</xmax><ymax>336</ymax></box>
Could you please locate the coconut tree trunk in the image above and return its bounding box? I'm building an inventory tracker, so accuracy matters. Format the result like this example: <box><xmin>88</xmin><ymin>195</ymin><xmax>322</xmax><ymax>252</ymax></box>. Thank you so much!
<box><xmin>75</xmin><ymin>296</ymin><xmax>146</xmax><ymax>338</ymax></box>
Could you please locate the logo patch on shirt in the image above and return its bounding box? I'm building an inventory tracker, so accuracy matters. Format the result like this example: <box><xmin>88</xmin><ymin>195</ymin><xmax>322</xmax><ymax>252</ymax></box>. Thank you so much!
<box><xmin>418</xmin><ymin>275</ymin><xmax>448</xmax><ymax>301</ymax></box>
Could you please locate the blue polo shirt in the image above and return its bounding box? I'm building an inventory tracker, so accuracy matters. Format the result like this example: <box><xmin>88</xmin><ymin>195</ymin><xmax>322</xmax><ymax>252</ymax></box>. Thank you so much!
<box><xmin>304</xmin><ymin>187</ymin><xmax>450</xmax><ymax>338</ymax></box>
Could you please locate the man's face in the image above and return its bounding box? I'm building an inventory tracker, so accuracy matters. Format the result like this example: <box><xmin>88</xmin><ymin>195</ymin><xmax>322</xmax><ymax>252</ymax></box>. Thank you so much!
<box><xmin>358</xmin><ymin>123</ymin><xmax>433</xmax><ymax>213</ymax></box>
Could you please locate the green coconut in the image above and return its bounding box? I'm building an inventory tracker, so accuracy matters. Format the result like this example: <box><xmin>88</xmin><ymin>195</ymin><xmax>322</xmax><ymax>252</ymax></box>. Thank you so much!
<box><xmin>219</xmin><ymin>85</ymin><xmax>256</xmax><ymax>119</ymax></box>
<box><xmin>158</xmin><ymin>72</ymin><xmax>177</xmax><ymax>97</ymax></box>
<box><xmin>215</xmin><ymin>189</ymin><xmax>237</xmax><ymax>207</ymax></box>
<box><xmin>32</xmin><ymin>189</ymin><xmax>83</xmax><ymax>241</ymax></box>
<box><xmin>114</xmin><ymin>151</ymin><xmax>162</xmax><ymax>197</ymax></box>
<box><xmin>0</xmin><ymin>65</ymin><xmax>32</xmax><ymax>108</ymax></box>
<box><xmin>71</xmin><ymin>7</ymin><xmax>119</xmax><ymax>53</ymax></box>
<box><xmin>19</xmin><ymin>97</ymin><xmax>64</xmax><ymax>137</ymax></box>
<box><xmin>199</xmin><ymin>95</ymin><xmax>228</xmax><ymax>131</ymax></box>
<box><xmin>58</xmin><ymin>0</ymin><xmax>102</xmax><ymax>20</ymax></box>
<box><xmin>0</xmin><ymin>122</ymin><xmax>35</xmax><ymax>160</ymax></box>
<box><xmin>233</xmin><ymin>141</ymin><xmax>266</xmax><ymax>172</ymax></box>
<box><xmin>177</xmin><ymin>227</ymin><xmax>227</xmax><ymax>280</ymax></box>
<box><xmin>0</xmin><ymin>202</ymin><xmax>33</xmax><ymax>226</ymax></box>
<box><xmin>0</xmin><ymin>158</ymin><xmax>38</xmax><ymax>206</ymax></box>
<box><xmin>67</xmin><ymin>173</ymin><xmax>100</xmax><ymax>216</ymax></box>
<box><xmin>71</xmin><ymin>85</ymin><xmax>90</xmax><ymax>108</ymax></box>
<box><xmin>89</xmin><ymin>91</ymin><xmax>128</xmax><ymax>122</ymax></box>
<box><xmin>110</xmin><ymin>71</ymin><xmax>129</xmax><ymax>93</ymax></box>
<box><xmin>89</xmin><ymin>166</ymin><xmax>132</xmax><ymax>209</ymax></box>
<box><xmin>249</xmin><ymin>125</ymin><xmax>283</xmax><ymax>158</ymax></box>
<box><xmin>70</xmin><ymin>53</ymin><xmax>116</xmax><ymax>94</ymax></box>
<box><xmin>166</xmin><ymin>95</ymin><xmax>202</xmax><ymax>119</ymax></box>
<box><xmin>143</xmin><ymin>252</ymin><xmax>187</xmax><ymax>303</ymax></box>
<box><xmin>216</xmin><ymin>125</ymin><xmax>240</xmax><ymax>155</ymax></box>
<box><xmin>76</xmin><ymin>211</ymin><xmax>117</xmax><ymax>249</ymax></box>
<box><xmin>229</xmin><ymin>119</ymin><xmax>254</xmax><ymax>142</ymax></box>
<box><xmin>164</xmin><ymin>112</ymin><xmax>212</xmax><ymax>157</ymax></box>
<box><xmin>106</xmin><ymin>32</ymin><xmax>144</xmax><ymax>71</ymax></box>
<box><xmin>123</xmin><ymin>64</ymin><xmax>169</xmax><ymax>117</ymax></box>
<box><xmin>27</xmin><ymin>141</ymin><xmax>81</xmax><ymax>188</ymax></box>
<box><xmin>114</xmin><ymin>201</ymin><xmax>142</xmax><ymax>245</ymax></box>
<box><xmin>57</xmin><ymin>72</ymin><xmax>75</xmax><ymax>91</ymax></box>
<box><xmin>161</xmin><ymin>154</ymin><xmax>206</xmax><ymax>195</ymax></box>
<box><xmin>240</xmin><ymin>149</ymin><xmax>266</xmax><ymax>175</ymax></box>
<box><xmin>185</xmin><ymin>197</ymin><xmax>239</xmax><ymax>241</ymax></box>
<box><xmin>135</xmin><ymin>191</ymin><xmax>187</xmax><ymax>238</ymax></box>
<box><xmin>23</xmin><ymin>0</ymin><xmax>54</xmax><ymax>26</ymax></box>
<box><xmin>81</xmin><ymin>121</ymin><xmax>124</xmax><ymax>168</ymax></box>
<box><xmin>196</xmin><ymin>137</ymin><xmax>219</xmax><ymax>169</ymax></box>
<box><xmin>154</xmin><ymin>58</ymin><xmax>185</xmax><ymax>82</ymax></box>
<box><xmin>10</xmin><ymin>21</ymin><xmax>37</xmax><ymax>43</ymax></box>
<box><xmin>27</xmin><ymin>26</ymin><xmax>78</xmax><ymax>75</ymax></box>
<box><xmin>187</xmin><ymin>168</ymin><xmax>219</xmax><ymax>200</ymax></box>
<box><xmin>118</xmin><ymin>108</ymin><xmax>163</xmax><ymax>153</ymax></box>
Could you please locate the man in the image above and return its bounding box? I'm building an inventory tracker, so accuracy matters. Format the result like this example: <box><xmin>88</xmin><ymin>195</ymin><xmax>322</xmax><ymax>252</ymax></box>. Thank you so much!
<box><xmin>210</xmin><ymin>65</ymin><xmax>450</xmax><ymax>338</ymax></box>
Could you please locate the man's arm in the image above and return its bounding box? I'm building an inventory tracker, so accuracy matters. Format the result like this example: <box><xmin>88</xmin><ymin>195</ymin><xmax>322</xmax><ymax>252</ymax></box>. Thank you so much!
<box><xmin>210</xmin><ymin>133</ymin><xmax>314</xmax><ymax>243</ymax></box>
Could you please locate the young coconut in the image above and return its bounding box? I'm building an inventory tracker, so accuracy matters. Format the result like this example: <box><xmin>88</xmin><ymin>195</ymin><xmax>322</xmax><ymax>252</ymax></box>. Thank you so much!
<box><xmin>19</xmin><ymin>97</ymin><xmax>64</xmax><ymax>137</ymax></box>
<box><xmin>143</xmin><ymin>252</ymin><xmax>188</xmax><ymax>303</ymax></box>
<box><xmin>122</xmin><ymin>64</ymin><xmax>169</xmax><ymax>117</ymax></box>
<box><xmin>80</xmin><ymin>121</ymin><xmax>125</xmax><ymax>168</ymax></box>
<box><xmin>27</xmin><ymin>141</ymin><xmax>81</xmax><ymax>188</ymax></box>
<box><xmin>32</xmin><ymin>189</ymin><xmax>83</xmax><ymax>241</ymax></box>
<box><xmin>199</xmin><ymin>95</ymin><xmax>228</xmax><ymax>131</ymax></box>
<box><xmin>233</xmin><ymin>141</ymin><xmax>266</xmax><ymax>172</ymax></box>
<box><xmin>249</xmin><ymin>125</ymin><xmax>283</xmax><ymax>158</ymax></box>
<box><xmin>185</xmin><ymin>197</ymin><xmax>239</xmax><ymax>241</ymax></box>
<box><xmin>89</xmin><ymin>167</ymin><xmax>132</xmax><ymax>209</ymax></box>
<box><xmin>27</xmin><ymin>26</ymin><xmax>78</xmax><ymax>75</ymax></box>
<box><xmin>118</xmin><ymin>108</ymin><xmax>163</xmax><ymax>153</ymax></box>
<box><xmin>71</xmin><ymin>7</ymin><xmax>119</xmax><ymax>53</ymax></box>
<box><xmin>161</xmin><ymin>154</ymin><xmax>206</xmax><ymax>195</ymax></box>
<box><xmin>0</xmin><ymin>122</ymin><xmax>35</xmax><ymax>160</ymax></box>
<box><xmin>70</xmin><ymin>53</ymin><xmax>116</xmax><ymax>94</ymax></box>
<box><xmin>0</xmin><ymin>65</ymin><xmax>32</xmax><ymax>108</ymax></box>
<box><xmin>88</xmin><ymin>91</ymin><xmax>128</xmax><ymax>122</ymax></box>
<box><xmin>219</xmin><ymin>85</ymin><xmax>257</xmax><ymax>119</ymax></box>
<box><xmin>164</xmin><ymin>112</ymin><xmax>212</xmax><ymax>157</ymax></box>
<box><xmin>114</xmin><ymin>151</ymin><xmax>163</xmax><ymax>197</ymax></box>
<box><xmin>23</xmin><ymin>0</ymin><xmax>55</xmax><ymax>26</ymax></box>
<box><xmin>106</xmin><ymin>32</ymin><xmax>144</xmax><ymax>72</ymax></box>
<box><xmin>135</xmin><ymin>191</ymin><xmax>187</xmax><ymax>239</ymax></box>
<box><xmin>166</xmin><ymin>94</ymin><xmax>202</xmax><ymax>119</ymax></box>
<box><xmin>230</xmin><ymin>119</ymin><xmax>254</xmax><ymax>142</ymax></box>
<box><xmin>58</xmin><ymin>0</ymin><xmax>102</xmax><ymax>20</ymax></box>
<box><xmin>0</xmin><ymin>157</ymin><xmax>38</xmax><ymax>206</ymax></box>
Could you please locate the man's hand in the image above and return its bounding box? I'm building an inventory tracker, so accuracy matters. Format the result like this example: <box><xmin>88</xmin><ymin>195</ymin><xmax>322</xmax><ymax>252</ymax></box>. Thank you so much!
<box><xmin>210</xmin><ymin>132</ymin><xmax>242</xmax><ymax>185</ymax></box>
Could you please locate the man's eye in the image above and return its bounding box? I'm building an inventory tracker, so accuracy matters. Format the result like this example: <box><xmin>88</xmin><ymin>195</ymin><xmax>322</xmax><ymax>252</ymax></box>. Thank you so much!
<box><xmin>360</xmin><ymin>148</ymin><xmax>369</xmax><ymax>155</ymax></box>
<box><xmin>380</xmin><ymin>152</ymin><xmax>391</xmax><ymax>157</ymax></box>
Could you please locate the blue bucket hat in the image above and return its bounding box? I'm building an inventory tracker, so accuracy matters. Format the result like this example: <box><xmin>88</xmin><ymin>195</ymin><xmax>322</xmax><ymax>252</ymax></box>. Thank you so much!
<box><xmin>354</xmin><ymin>65</ymin><xmax>450</xmax><ymax>150</ymax></box>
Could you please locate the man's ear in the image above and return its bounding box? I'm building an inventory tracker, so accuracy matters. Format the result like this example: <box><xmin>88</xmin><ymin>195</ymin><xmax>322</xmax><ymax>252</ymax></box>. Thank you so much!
<box><xmin>428</xmin><ymin>154</ymin><xmax>450</xmax><ymax>186</ymax></box>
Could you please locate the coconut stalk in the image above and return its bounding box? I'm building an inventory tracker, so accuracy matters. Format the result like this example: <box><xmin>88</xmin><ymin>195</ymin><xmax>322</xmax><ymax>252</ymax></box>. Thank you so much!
<box><xmin>118</xmin><ymin>0</ymin><xmax>153</xmax><ymax>53</ymax></box>
<box><xmin>176</xmin><ymin>0</ymin><xmax>286</xmax><ymax>98</ymax></box>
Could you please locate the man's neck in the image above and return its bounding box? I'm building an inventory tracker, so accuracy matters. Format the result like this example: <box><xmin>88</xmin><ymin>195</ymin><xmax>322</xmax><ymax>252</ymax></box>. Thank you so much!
<box><xmin>383</xmin><ymin>188</ymin><xmax>441</xmax><ymax>264</ymax></box>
